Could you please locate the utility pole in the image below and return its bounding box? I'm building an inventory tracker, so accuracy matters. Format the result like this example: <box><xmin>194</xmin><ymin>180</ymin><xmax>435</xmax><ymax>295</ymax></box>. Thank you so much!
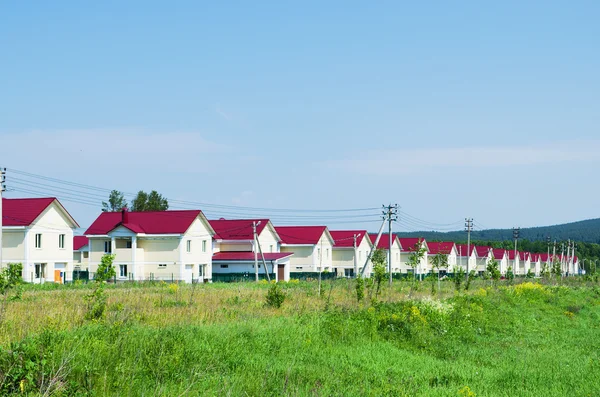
<box><xmin>0</xmin><ymin>168</ymin><xmax>5</xmax><ymax>270</ymax></box>
<box><xmin>353</xmin><ymin>233</ymin><xmax>359</xmax><ymax>278</ymax></box>
<box><xmin>465</xmin><ymin>218</ymin><xmax>473</xmax><ymax>282</ymax></box>
<box><xmin>560</xmin><ymin>242</ymin><xmax>565</xmax><ymax>278</ymax></box>
<box><xmin>383</xmin><ymin>204</ymin><xmax>398</xmax><ymax>286</ymax></box>
<box><xmin>565</xmin><ymin>239</ymin><xmax>571</xmax><ymax>277</ymax></box>
<box><xmin>546</xmin><ymin>236</ymin><xmax>551</xmax><ymax>271</ymax></box>
<box><xmin>512</xmin><ymin>227</ymin><xmax>520</xmax><ymax>275</ymax></box>
<box><xmin>253</xmin><ymin>221</ymin><xmax>260</xmax><ymax>282</ymax></box>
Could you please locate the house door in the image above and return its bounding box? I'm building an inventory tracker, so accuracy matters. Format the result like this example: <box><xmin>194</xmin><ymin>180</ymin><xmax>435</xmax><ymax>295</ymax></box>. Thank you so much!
<box><xmin>54</xmin><ymin>263</ymin><xmax>66</xmax><ymax>284</ymax></box>
<box><xmin>34</xmin><ymin>263</ymin><xmax>47</xmax><ymax>284</ymax></box>
<box><xmin>277</xmin><ymin>264</ymin><xmax>285</xmax><ymax>282</ymax></box>
<box><xmin>184</xmin><ymin>264</ymin><xmax>193</xmax><ymax>284</ymax></box>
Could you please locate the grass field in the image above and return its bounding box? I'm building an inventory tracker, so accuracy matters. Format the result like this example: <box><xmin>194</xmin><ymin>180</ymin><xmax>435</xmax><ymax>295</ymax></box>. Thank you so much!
<box><xmin>0</xmin><ymin>278</ymin><xmax>599</xmax><ymax>396</ymax></box>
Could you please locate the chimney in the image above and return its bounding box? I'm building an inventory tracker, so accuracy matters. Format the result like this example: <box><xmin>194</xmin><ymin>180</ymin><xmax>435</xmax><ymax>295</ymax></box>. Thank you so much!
<box><xmin>122</xmin><ymin>207</ymin><xmax>128</xmax><ymax>224</ymax></box>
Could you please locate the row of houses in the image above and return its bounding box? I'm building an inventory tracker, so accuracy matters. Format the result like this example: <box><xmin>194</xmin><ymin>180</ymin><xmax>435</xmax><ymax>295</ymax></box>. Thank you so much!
<box><xmin>1</xmin><ymin>197</ymin><xmax>580</xmax><ymax>283</ymax></box>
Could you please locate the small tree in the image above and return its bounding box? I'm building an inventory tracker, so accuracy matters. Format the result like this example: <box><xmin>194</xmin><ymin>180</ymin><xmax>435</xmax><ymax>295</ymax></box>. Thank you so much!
<box><xmin>506</xmin><ymin>266</ymin><xmax>515</xmax><ymax>285</ymax></box>
<box><xmin>486</xmin><ymin>258</ymin><xmax>501</xmax><ymax>287</ymax></box>
<box><xmin>541</xmin><ymin>262</ymin><xmax>551</xmax><ymax>281</ymax></box>
<box><xmin>552</xmin><ymin>259</ymin><xmax>562</xmax><ymax>282</ymax></box>
<box><xmin>407</xmin><ymin>242</ymin><xmax>427</xmax><ymax>281</ymax></box>
<box><xmin>371</xmin><ymin>249</ymin><xmax>388</xmax><ymax>298</ymax></box>
<box><xmin>265</xmin><ymin>283</ymin><xmax>286</xmax><ymax>308</ymax></box>
<box><xmin>526</xmin><ymin>269</ymin><xmax>534</xmax><ymax>279</ymax></box>
<box><xmin>102</xmin><ymin>190</ymin><xmax>127</xmax><ymax>212</ymax></box>
<box><xmin>0</xmin><ymin>263</ymin><xmax>23</xmax><ymax>322</ymax></box>
<box><xmin>453</xmin><ymin>266</ymin><xmax>465</xmax><ymax>292</ymax></box>
<box><xmin>431</xmin><ymin>252</ymin><xmax>449</xmax><ymax>294</ymax></box>
<box><xmin>465</xmin><ymin>270</ymin><xmax>476</xmax><ymax>291</ymax></box>
<box><xmin>355</xmin><ymin>275</ymin><xmax>365</xmax><ymax>303</ymax></box>
<box><xmin>95</xmin><ymin>254</ymin><xmax>116</xmax><ymax>282</ymax></box>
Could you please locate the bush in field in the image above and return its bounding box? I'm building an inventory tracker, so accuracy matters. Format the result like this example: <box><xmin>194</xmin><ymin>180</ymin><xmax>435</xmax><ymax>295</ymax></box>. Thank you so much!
<box><xmin>84</xmin><ymin>254</ymin><xmax>115</xmax><ymax>321</ymax></box>
<box><xmin>0</xmin><ymin>263</ymin><xmax>23</xmax><ymax>322</ymax></box>
<box><xmin>486</xmin><ymin>259</ymin><xmax>501</xmax><ymax>287</ymax></box>
<box><xmin>526</xmin><ymin>269</ymin><xmax>534</xmax><ymax>279</ymax></box>
<box><xmin>355</xmin><ymin>275</ymin><xmax>365</xmax><ymax>303</ymax></box>
<box><xmin>506</xmin><ymin>266</ymin><xmax>515</xmax><ymax>284</ymax></box>
<box><xmin>465</xmin><ymin>270</ymin><xmax>476</xmax><ymax>291</ymax></box>
<box><xmin>453</xmin><ymin>267</ymin><xmax>465</xmax><ymax>292</ymax></box>
<box><xmin>266</xmin><ymin>283</ymin><xmax>285</xmax><ymax>308</ymax></box>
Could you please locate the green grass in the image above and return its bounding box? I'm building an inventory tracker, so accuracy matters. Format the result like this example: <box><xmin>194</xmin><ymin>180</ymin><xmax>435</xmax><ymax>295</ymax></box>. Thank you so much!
<box><xmin>1</xmin><ymin>280</ymin><xmax>599</xmax><ymax>396</ymax></box>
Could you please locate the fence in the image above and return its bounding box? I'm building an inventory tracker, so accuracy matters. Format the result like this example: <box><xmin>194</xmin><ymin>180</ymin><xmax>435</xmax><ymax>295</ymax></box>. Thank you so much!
<box><xmin>289</xmin><ymin>272</ymin><xmax>337</xmax><ymax>281</ymax></box>
<box><xmin>212</xmin><ymin>272</ymin><xmax>275</xmax><ymax>283</ymax></box>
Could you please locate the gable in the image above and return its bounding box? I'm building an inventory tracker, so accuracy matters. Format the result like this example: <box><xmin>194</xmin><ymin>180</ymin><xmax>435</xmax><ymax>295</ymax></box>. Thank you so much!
<box><xmin>31</xmin><ymin>201</ymin><xmax>79</xmax><ymax>230</ymax></box>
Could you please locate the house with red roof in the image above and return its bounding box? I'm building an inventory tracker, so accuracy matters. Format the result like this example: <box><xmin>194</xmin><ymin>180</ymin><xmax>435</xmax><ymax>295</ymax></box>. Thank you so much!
<box><xmin>330</xmin><ymin>230</ymin><xmax>373</xmax><ymax>277</ymax></box>
<box><xmin>73</xmin><ymin>236</ymin><xmax>89</xmax><ymax>269</ymax></box>
<box><xmin>474</xmin><ymin>246</ymin><xmax>493</xmax><ymax>274</ymax></box>
<box><xmin>398</xmin><ymin>238</ymin><xmax>429</xmax><ymax>275</ymax></box>
<box><xmin>455</xmin><ymin>244</ymin><xmax>477</xmax><ymax>274</ymax></box>
<box><xmin>2</xmin><ymin>197</ymin><xmax>79</xmax><ymax>283</ymax></box>
<box><xmin>210</xmin><ymin>219</ymin><xmax>292</xmax><ymax>281</ymax></box>
<box><xmin>507</xmin><ymin>250</ymin><xmax>523</xmax><ymax>275</ymax></box>
<box><xmin>427</xmin><ymin>242</ymin><xmax>458</xmax><ymax>273</ymax></box>
<box><xmin>276</xmin><ymin>226</ymin><xmax>334</xmax><ymax>276</ymax></box>
<box><xmin>85</xmin><ymin>209</ymin><xmax>215</xmax><ymax>283</ymax></box>
<box><xmin>491</xmin><ymin>248</ymin><xmax>509</xmax><ymax>274</ymax></box>
<box><xmin>529</xmin><ymin>253</ymin><xmax>542</xmax><ymax>276</ymax></box>
<box><xmin>369</xmin><ymin>233</ymin><xmax>403</xmax><ymax>274</ymax></box>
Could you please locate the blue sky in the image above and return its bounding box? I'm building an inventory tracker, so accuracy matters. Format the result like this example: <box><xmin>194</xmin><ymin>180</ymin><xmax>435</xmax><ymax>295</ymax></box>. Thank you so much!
<box><xmin>1</xmin><ymin>1</ymin><xmax>599</xmax><ymax>233</ymax></box>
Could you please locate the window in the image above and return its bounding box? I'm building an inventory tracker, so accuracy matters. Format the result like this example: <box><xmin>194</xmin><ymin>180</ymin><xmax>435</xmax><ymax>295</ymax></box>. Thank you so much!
<box><xmin>104</xmin><ymin>241</ymin><xmax>112</xmax><ymax>254</ymax></box>
<box><xmin>186</xmin><ymin>240</ymin><xmax>191</xmax><ymax>253</ymax></box>
<box><xmin>326</xmin><ymin>248</ymin><xmax>329</xmax><ymax>259</ymax></box>
<box><xmin>317</xmin><ymin>248</ymin><xmax>321</xmax><ymax>258</ymax></box>
<box><xmin>270</xmin><ymin>245</ymin><xmax>274</xmax><ymax>253</ymax></box>
<box><xmin>126</xmin><ymin>241</ymin><xmax>132</xmax><ymax>249</ymax></box>
<box><xmin>202</xmin><ymin>240</ymin><xmax>207</xmax><ymax>253</ymax></box>
<box><xmin>35</xmin><ymin>234</ymin><xmax>42</xmax><ymax>248</ymax></box>
<box><xmin>83</xmin><ymin>252</ymin><xmax>89</xmax><ymax>259</ymax></box>
<box><xmin>296</xmin><ymin>266</ymin><xmax>303</xmax><ymax>270</ymax></box>
<box><xmin>220</xmin><ymin>264</ymin><xmax>229</xmax><ymax>268</ymax></box>
<box><xmin>158</xmin><ymin>264</ymin><xmax>167</xmax><ymax>268</ymax></box>
<box><xmin>58</xmin><ymin>234</ymin><xmax>65</xmax><ymax>249</ymax></box>
<box><xmin>119</xmin><ymin>264</ymin><xmax>128</xmax><ymax>278</ymax></box>
<box><xmin>35</xmin><ymin>264</ymin><xmax>45</xmax><ymax>279</ymax></box>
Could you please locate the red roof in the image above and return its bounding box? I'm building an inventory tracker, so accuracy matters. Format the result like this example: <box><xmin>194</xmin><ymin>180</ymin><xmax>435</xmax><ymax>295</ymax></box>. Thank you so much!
<box><xmin>369</xmin><ymin>233</ymin><xmax>399</xmax><ymax>250</ymax></box>
<box><xmin>428</xmin><ymin>242</ymin><xmax>455</xmax><ymax>255</ymax></box>
<box><xmin>209</xmin><ymin>219</ymin><xmax>270</xmax><ymax>240</ymax></box>
<box><xmin>398</xmin><ymin>237</ymin><xmax>425</xmax><ymax>252</ymax></box>
<box><xmin>492</xmin><ymin>248</ymin><xmax>506</xmax><ymax>260</ymax></box>
<box><xmin>212</xmin><ymin>251</ymin><xmax>293</xmax><ymax>261</ymax></box>
<box><xmin>276</xmin><ymin>226</ymin><xmax>328</xmax><ymax>245</ymax></box>
<box><xmin>329</xmin><ymin>230</ymin><xmax>368</xmax><ymax>248</ymax></box>
<box><xmin>85</xmin><ymin>210</ymin><xmax>204</xmax><ymax>235</ymax></box>
<box><xmin>456</xmin><ymin>244</ymin><xmax>475</xmax><ymax>257</ymax></box>
<box><xmin>3</xmin><ymin>197</ymin><xmax>63</xmax><ymax>226</ymax></box>
<box><xmin>73</xmin><ymin>236</ymin><xmax>89</xmax><ymax>250</ymax></box>
<box><xmin>507</xmin><ymin>251</ymin><xmax>524</xmax><ymax>260</ymax></box>
<box><xmin>475</xmin><ymin>246</ymin><xmax>492</xmax><ymax>258</ymax></box>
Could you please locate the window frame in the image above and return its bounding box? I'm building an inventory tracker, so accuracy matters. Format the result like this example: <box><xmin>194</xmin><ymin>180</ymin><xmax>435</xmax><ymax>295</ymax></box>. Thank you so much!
<box><xmin>35</xmin><ymin>234</ymin><xmax>42</xmax><ymax>249</ymax></box>
<box><xmin>58</xmin><ymin>234</ymin><xmax>65</xmax><ymax>249</ymax></box>
<box><xmin>202</xmin><ymin>240</ymin><xmax>207</xmax><ymax>253</ymax></box>
<box><xmin>119</xmin><ymin>264</ymin><xmax>128</xmax><ymax>278</ymax></box>
<box><xmin>186</xmin><ymin>240</ymin><xmax>191</xmax><ymax>253</ymax></box>
<box><xmin>104</xmin><ymin>241</ymin><xmax>112</xmax><ymax>254</ymax></box>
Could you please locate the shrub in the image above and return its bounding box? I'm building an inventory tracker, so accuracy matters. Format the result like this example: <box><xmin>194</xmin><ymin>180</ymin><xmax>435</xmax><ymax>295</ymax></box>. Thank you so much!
<box><xmin>453</xmin><ymin>267</ymin><xmax>466</xmax><ymax>292</ymax></box>
<box><xmin>266</xmin><ymin>283</ymin><xmax>285</xmax><ymax>308</ymax></box>
<box><xmin>355</xmin><ymin>275</ymin><xmax>365</xmax><ymax>303</ymax></box>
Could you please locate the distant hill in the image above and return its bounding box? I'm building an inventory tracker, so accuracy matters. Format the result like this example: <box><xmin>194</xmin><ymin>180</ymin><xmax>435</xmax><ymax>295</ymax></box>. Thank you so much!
<box><xmin>396</xmin><ymin>218</ymin><xmax>600</xmax><ymax>244</ymax></box>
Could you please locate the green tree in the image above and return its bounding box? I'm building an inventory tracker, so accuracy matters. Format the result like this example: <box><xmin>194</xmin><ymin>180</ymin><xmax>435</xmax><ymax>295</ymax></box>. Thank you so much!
<box><xmin>102</xmin><ymin>190</ymin><xmax>127</xmax><ymax>212</ymax></box>
<box><xmin>371</xmin><ymin>249</ymin><xmax>388</xmax><ymax>298</ymax></box>
<box><xmin>486</xmin><ymin>258</ymin><xmax>501</xmax><ymax>287</ymax></box>
<box><xmin>0</xmin><ymin>263</ymin><xmax>23</xmax><ymax>322</ymax></box>
<box><xmin>407</xmin><ymin>242</ymin><xmax>427</xmax><ymax>281</ymax></box>
<box><xmin>506</xmin><ymin>266</ymin><xmax>515</xmax><ymax>285</ymax></box>
<box><xmin>131</xmin><ymin>190</ymin><xmax>169</xmax><ymax>212</ymax></box>
<box><xmin>453</xmin><ymin>266</ymin><xmax>466</xmax><ymax>291</ymax></box>
<box><xmin>431</xmin><ymin>252</ymin><xmax>449</xmax><ymax>294</ymax></box>
<box><xmin>95</xmin><ymin>254</ymin><xmax>116</xmax><ymax>282</ymax></box>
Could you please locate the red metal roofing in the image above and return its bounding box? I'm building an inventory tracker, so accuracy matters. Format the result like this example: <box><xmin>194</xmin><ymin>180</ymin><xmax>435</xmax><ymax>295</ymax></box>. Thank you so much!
<box><xmin>85</xmin><ymin>210</ymin><xmax>203</xmax><ymax>235</ymax></box>
<box><xmin>329</xmin><ymin>230</ymin><xmax>368</xmax><ymax>248</ymax></box>
<box><xmin>492</xmin><ymin>248</ymin><xmax>506</xmax><ymax>260</ymax></box>
<box><xmin>73</xmin><ymin>236</ymin><xmax>89</xmax><ymax>250</ymax></box>
<box><xmin>398</xmin><ymin>237</ymin><xmax>425</xmax><ymax>252</ymax></box>
<box><xmin>475</xmin><ymin>246</ymin><xmax>492</xmax><ymax>258</ymax></box>
<box><xmin>507</xmin><ymin>251</ymin><xmax>524</xmax><ymax>260</ymax></box>
<box><xmin>209</xmin><ymin>219</ymin><xmax>270</xmax><ymax>240</ymax></box>
<box><xmin>369</xmin><ymin>233</ymin><xmax>400</xmax><ymax>250</ymax></box>
<box><xmin>2</xmin><ymin>197</ymin><xmax>57</xmax><ymax>226</ymax></box>
<box><xmin>276</xmin><ymin>226</ymin><xmax>328</xmax><ymax>245</ymax></box>
<box><xmin>212</xmin><ymin>251</ymin><xmax>293</xmax><ymax>261</ymax></box>
<box><xmin>456</xmin><ymin>244</ymin><xmax>475</xmax><ymax>257</ymax></box>
<box><xmin>427</xmin><ymin>242</ymin><xmax>455</xmax><ymax>255</ymax></box>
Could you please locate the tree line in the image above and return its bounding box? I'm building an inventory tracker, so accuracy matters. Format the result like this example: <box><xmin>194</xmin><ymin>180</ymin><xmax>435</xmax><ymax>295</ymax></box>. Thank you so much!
<box><xmin>102</xmin><ymin>190</ymin><xmax>169</xmax><ymax>212</ymax></box>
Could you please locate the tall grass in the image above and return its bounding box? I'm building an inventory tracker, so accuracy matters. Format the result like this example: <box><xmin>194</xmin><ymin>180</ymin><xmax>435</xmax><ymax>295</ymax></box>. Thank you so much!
<box><xmin>1</xmin><ymin>279</ymin><xmax>599</xmax><ymax>395</ymax></box>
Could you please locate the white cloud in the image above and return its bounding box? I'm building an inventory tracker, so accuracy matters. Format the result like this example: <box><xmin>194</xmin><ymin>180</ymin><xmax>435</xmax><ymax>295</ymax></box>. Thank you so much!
<box><xmin>320</xmin><ymin>141</ymin><xmax>600</xmax><ymax>176</ymax></box>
